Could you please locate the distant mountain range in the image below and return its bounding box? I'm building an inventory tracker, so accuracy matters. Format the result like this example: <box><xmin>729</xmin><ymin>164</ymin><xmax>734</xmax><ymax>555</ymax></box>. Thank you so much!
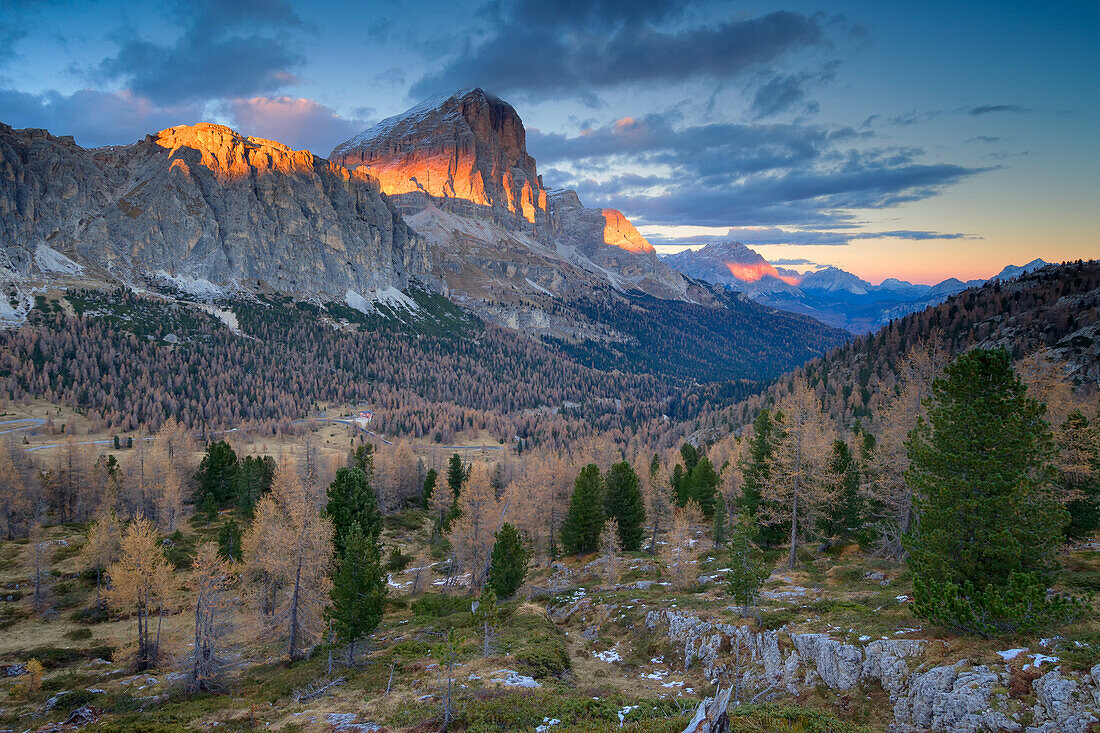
<box><xmin>663</xmin><ymin>241</ymin><xmax>1049</xmax><ymax>332</ymax></box>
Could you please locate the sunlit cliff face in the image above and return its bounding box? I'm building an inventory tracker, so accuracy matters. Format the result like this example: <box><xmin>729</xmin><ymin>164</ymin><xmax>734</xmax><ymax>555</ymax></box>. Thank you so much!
<box><xmin>601</xmin><ymin>209</ymin><xmax>655</xmax><ymax>254</ymax></box>
<box><xmin>331</xmin><ymin>89</ymin><xmax>549</xmax><ymax>228</ymax></box>
<box><xmin>725</xmin><ymin>261</ymin><xmax>801</xmax><ymax>286</ymax></box>
<box><xmin>155</xmin><ymin>123</ymin><xmax>318</xmax><ymax>181</ymax></box>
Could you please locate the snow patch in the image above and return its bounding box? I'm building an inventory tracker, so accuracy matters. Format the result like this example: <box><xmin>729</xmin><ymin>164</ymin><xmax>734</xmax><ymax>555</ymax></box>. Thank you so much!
<box><xmin>35</xmin><ymin>244</ymin><xmax>84</xmax><ymax>275</ymax></box>
<box><xmin>155</xmin><ymin>272</ymin><xmax>225</xmax><ymax>300</ymax></box>
<box><xmin>998</xmin><ymin>648</ymin><xmax>1028</xmax><ymax>661</ymax></box>
<box><xmin>595</xmin><ymin>647</ymin><xmax>622</xmax><ymax>663</ymax></box>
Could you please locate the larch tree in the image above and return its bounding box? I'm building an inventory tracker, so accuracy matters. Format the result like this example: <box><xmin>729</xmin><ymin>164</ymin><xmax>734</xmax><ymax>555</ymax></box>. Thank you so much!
<box><xmin>642</xmin><ymin>455</ymin><xmax>674</xmax><ymax>556</ymax></box>
<box><xmin>863</xmin><ymin>341</ymin><xmax>944</xmax><ymax>555</ymax></box>
<box><xmin>0</xmin><ymin>446</ymin><xmax>34</xmax><ymax>539</ymax></box>
<box><xmin>246</xmin><ymin>457</ymin><xmax>334</xmax><ymax>660</ymax></box>
<box><xmin>107</xmin><ymin>516</ymin><xmax>172</xmax><ymax>670</ymax></box>
<box><xmin>662</xmin><ymin>503</ymin><xmax>700</xmax><ymax>590</ymax></box>
<box><xmin>447</xmin><ymin>462</ymin><xmax>501</xmax><ymax>588</ymax></box>
<box><xmin>598</xmin><ymin>518</ymin><xmax>623</xmax><ymax>586</ymax></box>
<box><xmin>764</xmin><ymin>378</ymin><xmax>835</xmax><ymax>568</ymax></box>
<box><xmin>187</xmin><ymin>542</ymin><xmax>234</xmax><ymax>692</ymax></box>
<box><xmin>242</xmin><ymin>495</ymin><xmax>283</xmax><ymax>619</ymax></box>
<box><xmin>1056</xmin><ymin>410</ymin><xmax>1099</xmax><ymax>539</ymax></box>
<box><xmin>80</xmin><ymin>507</ymin><xmax>123</xmax><ymax>601</ymax></box>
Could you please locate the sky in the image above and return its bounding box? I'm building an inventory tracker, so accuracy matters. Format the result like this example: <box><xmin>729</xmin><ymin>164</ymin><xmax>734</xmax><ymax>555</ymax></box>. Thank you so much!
<box><xmin>1</xmin><ymin>0</ymin><xmax>1096</xmax><ymax>285</ymax></box>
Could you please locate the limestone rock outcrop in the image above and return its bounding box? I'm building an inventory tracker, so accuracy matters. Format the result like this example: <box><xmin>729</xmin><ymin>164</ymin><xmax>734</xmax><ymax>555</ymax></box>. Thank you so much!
<box><xmin>0</xmin><ymin>121</ymin><xmax>426</xmax><ymax>301</ymax></box>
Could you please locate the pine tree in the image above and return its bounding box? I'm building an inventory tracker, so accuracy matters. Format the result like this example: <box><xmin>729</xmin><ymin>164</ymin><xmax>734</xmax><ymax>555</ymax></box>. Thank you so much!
<box><xmin>472</xmin><ymin>587</ymin><xmax>501</xmax><ymax>658</ymax></box>
<box><xmin>727</xmin><ymin>513</ymin><xmax>770</xmax><ymax>616</ymax></box>
<box><xmin>487</xmin><ymin>523</ymin><xmax>528</xmax><ymax>599</ymax></box>
<box><xmin>236</xmin><ymin>455</ymin><xmax>275</xmax><ymax>516</ymax></box>
<box><xmin>195</xmin><ymin>441</ymin><xmax>239</xmax><ymax>506</ymax></box>
<box><xmin>819</xmin><ymin>439</ymin><xmax>864</xmax><ymax>542</ymax></box>
<box><xmin>327</xmin><ymin>523</ymin><xmax>386</xmax><ymax>663</ymax></box>
<box><xmin>603</xmin><ymin>461</ymin><xmax>645</xmax><ymax>551</ymax></box>
<box><xmin>421</xmin><ymin>468</ymin><xmax>439</xmax><ymax>509</ymax></box>
<box><xmin>217</xmin><ymin>519</ymin><xmax>243</xmax><ymax>562</ymax></box>
<box><xmin>560</xmin><ymin>464</ymin><xmax>605</xmax><ymax>555</ymax></box>
<box><xmin>684</xmin><ymin>455</ymin><xmax>719</xmax><ymax>517</ymax></box>
<box><xmin>905</xmin><ymin>348</ymin><xmax>1076</xmax><ymax>636</ymax></box>
<box><xmin>712</xmin><ymin>498</ymin><xmax>729</xmax><ymax>547</ymax></box>
<box><xmin>326</xmin><ymin>466</ymin><xmax>382</xmax><ymax>557</ymax></box>
<box><xmin>737</xmin><ymin>409</ymin><xmax>785</xmax><ymax>547</ymax></box>
<box><xmin>446</xmin><ymin>453</ymin><xmax>466</xmax><ymax>499</ymax></box>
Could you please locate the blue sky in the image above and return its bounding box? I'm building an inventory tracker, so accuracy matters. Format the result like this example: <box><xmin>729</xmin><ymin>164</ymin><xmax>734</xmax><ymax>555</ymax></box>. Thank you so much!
<box><xmin>1</xmin><ymin>0</ymin><xmax>1096</xmax><ymax>283</ymax></box>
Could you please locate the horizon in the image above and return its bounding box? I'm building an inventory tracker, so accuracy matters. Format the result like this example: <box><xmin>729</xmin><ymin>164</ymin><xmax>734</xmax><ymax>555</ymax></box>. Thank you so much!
<box><xmin>2</xmin><ymin>0</ymin><xmax>1096</xmax><ymax>284</ymax></box>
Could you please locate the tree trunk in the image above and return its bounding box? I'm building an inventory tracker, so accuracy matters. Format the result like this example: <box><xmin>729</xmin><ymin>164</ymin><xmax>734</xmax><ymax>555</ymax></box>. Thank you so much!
<box><xmin>288</xmin><ymin>556</ymin><xmax>303</xmax><ymax>660</ymax></box>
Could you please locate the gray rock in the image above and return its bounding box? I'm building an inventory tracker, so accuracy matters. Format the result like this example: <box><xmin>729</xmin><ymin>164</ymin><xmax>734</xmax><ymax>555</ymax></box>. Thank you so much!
<box><xmin>790</xmin><ymin>633</ymin><xmax>863</xmax><ymax>689</ymax></box>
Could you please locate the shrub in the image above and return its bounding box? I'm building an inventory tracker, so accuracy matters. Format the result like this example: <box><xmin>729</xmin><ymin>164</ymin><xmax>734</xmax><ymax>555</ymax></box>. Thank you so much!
<box><xmin>513</xmin><ymin>631</ymin><xmax>571</xmax><ymax>679</ymax></box>
<box><xmin>915</xmin><ymin>572</ymin><xmax>1091</xmax><ymax>638</ymax></box>
<box><xmin>64</xmin><ymin>628</ymin><xmax>94</xmax><ymax>641</ymax></box>
<box><xmin>411</xmin><ymin>593</ymin><xmax>470</xmax><ymax>618</ymax></box>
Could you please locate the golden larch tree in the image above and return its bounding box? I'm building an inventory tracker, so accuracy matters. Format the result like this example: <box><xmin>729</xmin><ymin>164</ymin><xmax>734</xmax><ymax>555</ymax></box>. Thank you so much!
<box><xmin>447</xmin><ymin>462</ymin><xmax>501</xmax><ymax>589</ymax></box>
<box><xmin>107</xmin><ymin>516</ymin><xmax>173</xmax><ymax>670</ymax></box>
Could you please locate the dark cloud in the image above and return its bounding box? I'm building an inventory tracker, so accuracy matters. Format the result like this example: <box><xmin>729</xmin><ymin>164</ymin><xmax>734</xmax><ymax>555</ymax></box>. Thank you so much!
<box><xmin>411</xmin><ymin>11</ymin><xmax>828</xmax><ymax>100</ymax></box>
<box><xmin>0</xmin><ymin>87</ymin><xmax>202</xmax><ymax>146</ymax></box>
<box><xmin>218</xmin><ymin>96</ymin><xmax>371</xmax><ymax>156</ymax></box>
<box><xmin>861</xmin><ymin>110</ymin><xmax>940</xmax><ymax>127</ymax></box>
<box><xmin>509</xmin><ymin>0</ymin><xmax>686</xmax><ymax>28</ymax></box>
<box><xmin>530</xmin><ymin>111</ymin><xmax>984</xmax><ymax>227</ymax></box>
<box><xmin>967</xmin><ymin>135</ymin><xmax>1002</xmax><ymax>143</ymax></box>
<box><xmin>96</xmin><ymin>0</ymin><xmax>306</xmax><ymax>105</ymax></box>
<box><xmin>0</xmin><ymin>27</ymin><xmax>28</xmax><ymax>66</ymax></box>
<box><xmin>749</xmin><ymin>62</ymin><xmax>838</xmax><ymax>120</ymax></box>
<box><xmin>967</xmin><ymin>104</ymin><xmax>1030</xmax><ymax>115</ymax></box>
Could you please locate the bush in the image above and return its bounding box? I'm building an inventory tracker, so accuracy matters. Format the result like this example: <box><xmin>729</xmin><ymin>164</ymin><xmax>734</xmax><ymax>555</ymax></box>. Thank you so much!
<box><xmin>915</xmin><ymin>572</ymin><xmax>1091</xmax><ymax>638</ymax></box>
<box><xmin>411</xmin><ymin>593</ymin><xmax>470</xmax><ymax>618</ymax></box>
<box><xmin>513</xmin><ymin>631</ymin><xmax>571</xmax><ymax>679</ymax></box>
<box><xmin>64</xmin><ymin>628</ymin><xmax>93</xmax><ymax>641</ymax></box>
<box><xmin>72</xmin><ymin>604</ymin><xmax>110</xmax><ymax>625</ymax></box>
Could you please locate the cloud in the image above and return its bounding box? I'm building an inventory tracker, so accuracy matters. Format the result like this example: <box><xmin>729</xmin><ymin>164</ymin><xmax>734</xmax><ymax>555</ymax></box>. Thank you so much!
<box><xmin>749</xmin><ymin>62</ymin><xmax>838</xmax><ymax>120</ymax></box>
<box><xmin>0</xmin><ymin>87</ymin><xmax>201</xmax><ymax>147</ymax></box>
<box><xmin>95</xmin><ymin>0</ymin><xmax>306</xmax><ymax>105</ymax></box>
<box><xmin>967</xmin><ymin>104</ymin><xmax>1030</xmax><ymax>115</ymax></box>
<box><xmin>650</xmin><ymin>226</ymin><xmax>977</xmax><ymax>248</ymax></box>
<box><xmin>531</xmin><ymin>113</ymin><xmax>986</xmax><ymax>227</ymax></box>
<box><xmin>0</xmin><ymin>26</ymin><xmax>28</xmax><ymax>66</ymax></box>
<box><xmin>411</xmin><ymin>10</ymin><xmax>828</xmax><ymax>100</ymax></box>
<box><xmin>219</xmin><ymin>96</ymin><xmax>371</xmax><ymax>156</ymax></box>
<box><xmin>967</xmin><ymin>135</ymin><xmax>1002</xmax><ymax>143</ymax></box>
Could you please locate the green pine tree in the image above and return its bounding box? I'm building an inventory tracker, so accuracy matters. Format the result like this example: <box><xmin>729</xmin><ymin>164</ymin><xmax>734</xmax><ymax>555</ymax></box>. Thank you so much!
<box><xmin>235</xmin><ymin>454</ymin><xmax>275</xmax><ymax>516</ymax></box>
<box><xmin>447</xmin><ymin>453</ymin><xmax>467</xmax><ymax>499</ymax></box>
<box><xmin>350</xmin><ymin>444</ymin><xmax>374</xmax><ymax>475</ymax></box>
<box><xmin>737</xmin><ymin>409</ymin><xmax>787</xmax><ymax>547</ymax></box>
<box><xmin>712</xmin><ymin>499</ymin><xmax>729</xmax><ymax>547</ymax></box>
<box><xmin>560</xmin><ymin>464</ymin><xmax>605</xmax><ymax>555</ymax></box>
<box><xmin>217</xmin><ymin>518</ymin><xmax>242</xmax><ymax>562</ymax></box>
<box><xmin>195</xmin><ymin>441</ymin><xmax>239</xmax><ymax>506</ymax></box>
<box><xmin>727</xmin><ymin>513</ymin><xmax>770</xmax><ymax>616</ymax></box>
<box><xmin>326</xmin><ymin>466</ymin><xmax>382</xmax><ymax>557</ymax></box>
<box><xmin>421</xmin><ymin>468</ymin><xmax>439</xmax><ymax>509</ymax></box>
<box><xmin>472</xmin><ymin>587</ymin><xmax>502</xmax><ymax>658</ymax></box>
<box><xmin>819</xmin><ymin>439</ymin><xmax>864</xmax><ymax>542</ymax></box>
<box><xmin>488</xmin><ymin>523</ymin><xmax>529</xmax><ymax>598</ymax></box>
<box><xmin>905</xmin><ymin>348</ymin><xmax>1078</xmax><ymax>636</ymax></box>
<box><xmin>327</xmin><ymin>524</ymin><xmax>387</xmax><ymax>663</ymax></box>
<box><xmin>671</xmin><ymin>464</ymin><xmax>687</xmax><ymax>506</ymax></box>
<box><xmin>685</xmin><ymin>455</ymin><xmax>719</xmax><ymax>517</ymax></box>
<box><xmin>603</xmin><ymin>461</ymin><xmax>646</xmax><ymax>551</ymax></box>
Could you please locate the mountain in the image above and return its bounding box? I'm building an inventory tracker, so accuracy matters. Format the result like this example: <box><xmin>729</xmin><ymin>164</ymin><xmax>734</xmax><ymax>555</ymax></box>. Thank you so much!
<box><xmin>664</xmin><ymin>240</ymin><xmax>1056</xmax><ymax>333</ymax></box>
<box><xmin>1</xmin><ymin>90</ymin><xmax>850</xmax><ymax>388</ymax></box>
<box><xmin>798</xmin><ymin>266</ymin><xmax>873</xmax><ymax>295</ymax></box>
<box><xmin>991</xmin><ymin>258</ymin><xmax>1049</xmax><ymax>282</ymax></box>
<box><xmin>0</xmin><ymin>122</ymin><xmax>426</xmax><ymax>322</ymax></box>
<box><xmin>330</xmin><ymin>88</ymin><xmax>695</xmax><ymax>308</ymax></box>
<box><xmin>662</xmin><ymin>241</ymin><xmax>799</xmax><ymax>296</ymax></box>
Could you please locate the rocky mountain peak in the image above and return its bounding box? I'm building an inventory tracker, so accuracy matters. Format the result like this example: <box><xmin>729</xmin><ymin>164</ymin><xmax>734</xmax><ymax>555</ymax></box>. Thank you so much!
<box><xmin>331</xmin><ymin>88</ymin><xmax>549</xmax><ymax>231</ymax></box>
<box><xmin>149</xmin><ymin>123</ymin><xmax>319</xmax><ymax>181</ymax></box>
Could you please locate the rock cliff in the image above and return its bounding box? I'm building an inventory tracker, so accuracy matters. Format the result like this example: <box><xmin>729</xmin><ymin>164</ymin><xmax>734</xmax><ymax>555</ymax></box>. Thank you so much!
<box><xmin>0</xmin><ymin>121</ymin><xmax>426</xmax><ymax>307</ymax></box>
